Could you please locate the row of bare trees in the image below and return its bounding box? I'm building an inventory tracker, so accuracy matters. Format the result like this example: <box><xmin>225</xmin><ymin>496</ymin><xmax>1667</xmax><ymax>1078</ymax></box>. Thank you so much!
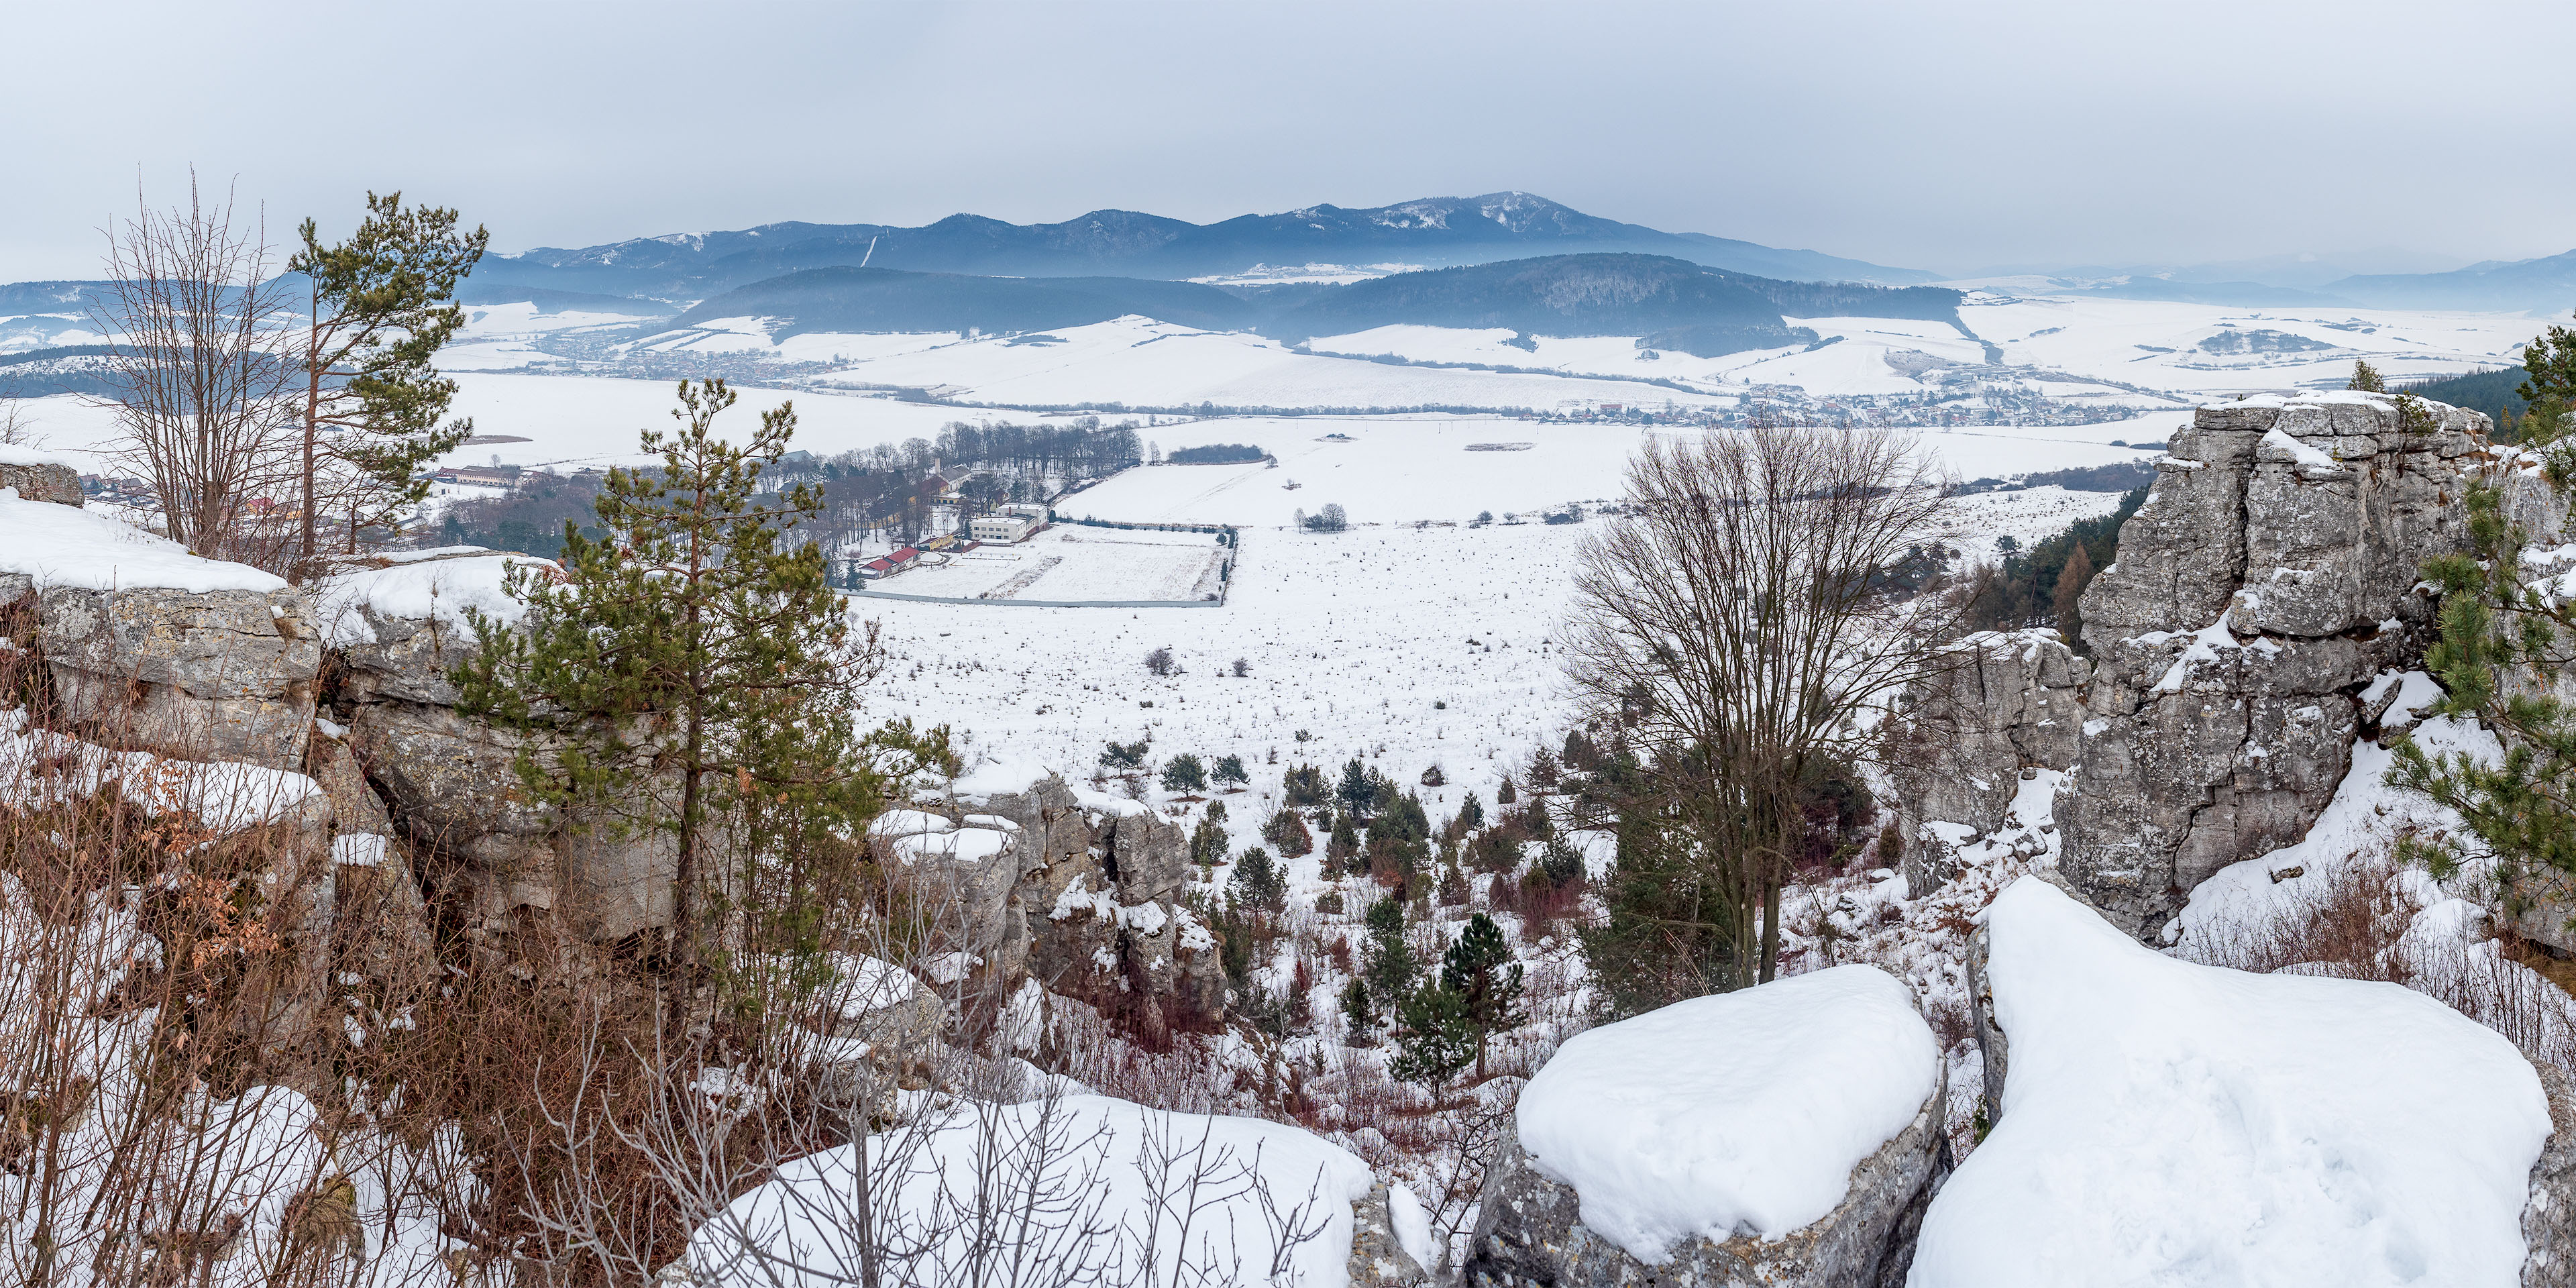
<box><xmin>84</xmin><ymin>171</ymin><xmax>484</xmax><ymax>576</ymax></box>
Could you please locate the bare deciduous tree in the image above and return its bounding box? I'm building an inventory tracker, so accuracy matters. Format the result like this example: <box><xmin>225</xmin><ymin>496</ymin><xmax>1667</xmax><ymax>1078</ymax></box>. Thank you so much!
<box><xmin>1566</xmin><ymin>425</ymin><xmax>1959</xmax><ymax>993</ymax></box>
<box><xmin>89</xmin><ymin>173</ymin><xmax>300</xmax><ymax>565</ymax></box>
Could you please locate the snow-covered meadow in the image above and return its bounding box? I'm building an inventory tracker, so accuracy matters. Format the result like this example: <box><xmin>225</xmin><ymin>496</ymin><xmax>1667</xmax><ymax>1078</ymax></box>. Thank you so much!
<box><xmin>866</xmin><ymin>523</ymin><xmax>1578</xmax><ymax>831</ymax></box>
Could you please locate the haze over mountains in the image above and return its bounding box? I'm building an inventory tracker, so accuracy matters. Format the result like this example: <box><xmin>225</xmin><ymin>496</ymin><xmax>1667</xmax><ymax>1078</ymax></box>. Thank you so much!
<box><xmin>3</xmin><ymin>191</ymin><xmax>2571</xmax><ymax>369</ymax></box>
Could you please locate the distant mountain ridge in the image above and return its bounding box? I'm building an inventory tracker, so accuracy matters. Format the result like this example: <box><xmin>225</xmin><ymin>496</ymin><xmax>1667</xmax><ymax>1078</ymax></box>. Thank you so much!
<box><xmin>475</xmin><ymin>192</ymin><xmax>1939</xmax><ymax>301</ymax></box>
<box><xmin>2328</xmin><ymin>250</ymin><xmax>2576</xmax><ymax>312</ymax></box>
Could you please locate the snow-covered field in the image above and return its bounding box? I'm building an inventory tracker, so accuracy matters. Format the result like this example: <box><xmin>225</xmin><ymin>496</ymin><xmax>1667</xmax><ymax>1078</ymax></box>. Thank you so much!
<box><xmin>865</xmin><ymin>523</ymin><xmax>1580</xmax><ymax>831</ymax></box>
<box><xmin>439</xmin><ymin>374</ymin><xmax>1053</xmax><ymax>471</ymax></box>
<box><xmin>1961</xmin><ymin>293</ymin><xmax>2548</xmax><ymax>394</ymax></box>
<box><xmin>0</xmin><ymin>378</ymin><xmax>1084</xmax><ymax>478</ymax></box>
<box><xmin>1067</xmin><ymin>415</ymin><xmax>2161</xmax><ymax>529</ymax></box>
<box><xmin>523</xmin><ymin>295</ymin><xmax>2569</xmax><ymax>417</ymax></box>
<box><xmin>1069</xmin><ymin>417</ymin><xmax>1632</xmax><ymax>528</ymax></box>
<box><xmin>796</xmin><ymin>316</ymin><xmax>1735</xmax><ymax>411</ymax></box>
<box><xmin>869</xmin><ymin>525</ymin><xmax>1227</xmax><ymax>602</ymax></box>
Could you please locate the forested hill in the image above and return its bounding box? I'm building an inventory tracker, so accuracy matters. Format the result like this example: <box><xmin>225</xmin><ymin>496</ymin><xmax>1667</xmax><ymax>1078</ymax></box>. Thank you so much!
<box><xmin>469</xmin><ymin>191</ymin><xmax>1938</xmax><ymax>299</ymax></box>
<box><xmin>1260</xmin><ymin>254</ymin><xmax>1966</xmax><ymax>356</ymax></box>
<box><xmin>639</xmin><ymin>254</ymin><xmax>1967</xmax><ymax>355</ymax></box>
<box><xmin>2400</xmin><ymin>367</ymin><xmax>2530</xmax><ymax>434</ymax></box>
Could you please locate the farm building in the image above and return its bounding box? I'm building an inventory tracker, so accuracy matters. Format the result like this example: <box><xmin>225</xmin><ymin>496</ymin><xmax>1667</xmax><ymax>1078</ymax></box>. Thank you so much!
<box><xmin>969</xmin><ymin>513</ymin><xmax>1040</xmax><ymax>544</ymax></box>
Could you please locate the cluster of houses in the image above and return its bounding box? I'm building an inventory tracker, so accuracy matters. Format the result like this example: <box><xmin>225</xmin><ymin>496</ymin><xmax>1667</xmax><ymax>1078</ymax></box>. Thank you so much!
<box><xmin>849</xmin><ymin>502</ymin><xmax>1049</xmax><ymax>586</ymax></box>
<box><xmin>80</xmin><ymin>474</ymin><xmax>157</xmax><ymax>507</ymax></box>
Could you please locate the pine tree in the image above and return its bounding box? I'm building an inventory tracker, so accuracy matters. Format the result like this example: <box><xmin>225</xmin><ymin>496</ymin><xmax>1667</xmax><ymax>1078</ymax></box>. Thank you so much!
<box><xmin>1360</xmin><ymin>895</ymin><xmax>1418</xmax><ymax>1008</ymax></box>
<box><xmin>1442</xmin><ymin>912</ymin><xmax>1526</xmax><ymax>1079</ymax></box>
<box><xmin>1458</xmin><ymin>790</ymin><xmax>1486</xmax><ymax>830</ymax></box>
<box><xmin>1160</xmin><ymin>753</ymin><xmax>1208</xmax><ymax>795</ymax></box>
<box><xmin>1497</xmin><ymin>775</ymin><xmax>1517</xmax><ymax>805</ymax></box>
<box><xmin>288</xmin><ymin>193</ymin><xmax>488</xmax><ymax>568</ymax></box>
<box><xmin>1262</xmin><ymin>808</ymin><xmax>1314</xmax><ymax>857</ymax></box>
<box><xmin>1190</xmin><ymin>815</ymin><xmax>1228</xmax><ymax>870</ymax></box>
<box><xmin>1340</xmin><ymin>977</ymin><xmax>1376</xmax><ymax>1042</ymax></box>
<box><xmin>1228</xmin><ymin>845</ymin><xmax>1287</xmax><ymax>914</ymax></box>
<box><xmin>1212</xmin><ymin>753</ymin><xmax>1249</xmax><ymax>790</ymax></box>
<box><xmin>1282</xmin><ymin>763</ymin><xmax>1329</xmax><ymax>808</ymax></box>
<box><xmin>1582</xmin><ymin>792</ymin><xmax>1748</xmax><ymax>1018</ymax></box>
<box><xmin>2348</xmin><ymin>359</ymin><xmax>2386</xmax><ymax>392</ymax></box>
<box><xmin>1327</xmin><ymin>811</ymin><xmax>1361</xmax><ymax>866</ymax></box>
<box><xmin>1336</xmin><ymin>757</ymin><xmax>1376</xmax><ymax>817</ymax></box>
<box><xmin>1389</xmin><ymin>981</ymin><xmax>1474</xmax><ymax>1089</ymax></box>
<box><xmin>457</xmin><ymin>379</ymin><xmax>885</xmax><ymax>999</ymax></box>
<box><xmin>2394</xmin><ymin>323</ymin><xmax>2576</xmax><ymax>910</ymax></box>
<box><xmin>1437</xmin><ymin>857</ymin><xmax>1470</xmax><ymax>906</ymax></box>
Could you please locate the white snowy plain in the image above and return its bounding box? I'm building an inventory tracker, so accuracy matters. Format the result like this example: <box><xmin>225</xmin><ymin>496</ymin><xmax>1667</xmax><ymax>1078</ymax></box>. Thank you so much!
<box><xmin>1513</xmin><ymin>964</ymin><xmax>1939</xmax><ymax>1265</ymax></box>
<box><xmin>1911</xmin><ymin>877</ymin><xmax>2551</xmax><ymax>1288</ymax></box>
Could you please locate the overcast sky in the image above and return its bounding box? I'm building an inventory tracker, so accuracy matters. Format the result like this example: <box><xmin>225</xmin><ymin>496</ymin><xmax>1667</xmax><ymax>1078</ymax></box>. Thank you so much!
<box><xmin>7</xmin><ymin>1</ymin><xmax>2569</xmax><ymax>281</ymax></box>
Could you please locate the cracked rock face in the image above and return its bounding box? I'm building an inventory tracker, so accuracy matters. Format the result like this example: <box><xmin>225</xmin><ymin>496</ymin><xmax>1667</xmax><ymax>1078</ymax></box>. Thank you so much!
<box><xmin>1348</xmin><ymin>1183</ymin><xmax>1434</xmax><ymax>1288</ymax></box>
<box><xmin>1883</xmin><ymin>629</ymin><xmax>2087</xmax><ymax>892</ymax></box>
<box><xmin>966</xmin><ymin>776</ymin><xmax>1227</xmax><ymax>1036</ymax></box>
<box><xmin>2063</xmin><ymin>393</ymin><xmax>2490</xmax><ymax>937</ymax></box>
<box><xmin>38</xmin><ymin>583</ymin><xmax>321</xmax><ymax>770</ymax></box>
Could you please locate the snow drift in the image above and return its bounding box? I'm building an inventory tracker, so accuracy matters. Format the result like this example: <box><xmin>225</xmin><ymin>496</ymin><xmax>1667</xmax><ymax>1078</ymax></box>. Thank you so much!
<box><xmin>1913</xmin><ymin>877</ymin><xmax>2551</xmax><ymax>1287</ymax></box>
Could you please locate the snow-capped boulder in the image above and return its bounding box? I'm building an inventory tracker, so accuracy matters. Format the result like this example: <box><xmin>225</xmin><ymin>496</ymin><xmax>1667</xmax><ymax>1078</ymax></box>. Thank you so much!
<box><xmin>1348</xmin><ymin>1181</ymin><xmax>1437</xmax><ymax>1288</ymax></box>
<box><xmin>2063</xmin><ymin>391</ymin><xmax>2503</xmax><ymax>936</ymax></box>
<box><xmin>0</xmin><ymin>490</ymin><xmax>322</xmax><ymax>771</ymax></box>
<box><xmin>37</xmin><ymin>581</ymin><xmax>323</xmax><ymax>771</ymax></box>
<box><xmin>1917</xmin><ymin>877</ymin><xmax>2554</xmax><ymax>1287</ymax></box>
<box><xmin>315</xmin><ymin>549</ymin><xmax>541</xmax><ymax>706</ymax></box>
<box><xmin>688</xmin><ymin>1093</ymin><xmax>1379</xmax><ymax>1287</ymax></box>
<box><xmin>1466</xmin><ymin>965</ymin><xmax>1949</xmax><ymax>1288</ymax></box>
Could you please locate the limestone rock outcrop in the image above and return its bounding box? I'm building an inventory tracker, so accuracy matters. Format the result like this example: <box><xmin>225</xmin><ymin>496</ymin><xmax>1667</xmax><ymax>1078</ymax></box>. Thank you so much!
<box><xmin>951</xmin><ymin>770</ymin><xmax>1228</xmax><ymax>1035</ymax></box>
<box><xmin>1347</xmin><ymin>1183</ymin><xmax>1436</xmax><ymax>1288</ymax></box>
<box><xmin>35</xmin><ymin>582</ymin><xmax>320</xmax><ymax>770</ymax></box>
<box><xmin>1883</xmin><ymin>629</ymin><xmax>2087</xmax><ymax>892</ymax></box>
<box><xmin>2525</xmin><ymin>1066</ymin><xmax>2576</xmax><ymax>1288</ymax></box>
<box><xmin>316</xmin><ymin>551</ymin><xmax>688</xmax><ymax>948</ymax></box>
<box><xmin>1886</xmin><ymin>392</ymin><xmax>2542</xmax><ymax>937</ymax></box>
<box><xmin>0</xmin><ymin>457</ymin><xmax>83</xmax><ymax>506</ymax></box>
<box><xmin>2059</xmin><ymin>392</ymin><xmax>2496</xmax><ymax>935</ymax></box>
